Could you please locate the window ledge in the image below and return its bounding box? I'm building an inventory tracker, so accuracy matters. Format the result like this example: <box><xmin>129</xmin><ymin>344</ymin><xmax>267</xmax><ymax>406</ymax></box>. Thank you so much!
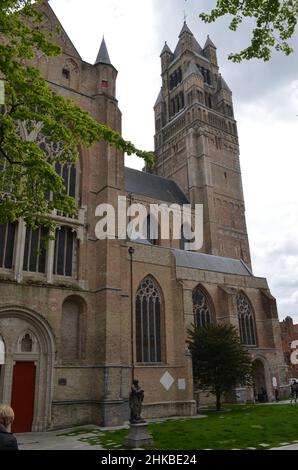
<box><xmin>135</xmin><ymin>363</ymin><xmax>168</xmax><ymax>368</ymax></box>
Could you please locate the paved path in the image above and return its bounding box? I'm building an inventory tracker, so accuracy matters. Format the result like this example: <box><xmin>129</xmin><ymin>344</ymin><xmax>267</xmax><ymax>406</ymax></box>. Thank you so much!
<box><xmin>16</xmin><ymin>425</ymin><xmax>104</xmax><ymax>450</ymax></box>
<box><xmin>15</xmin><ymin>431</ymin><xmax>298</xmax><ymax>451</ymax></box>
<box><xmin>272</xmin><ymin>443</ymin><xmax>298</xmax><ymax>450</ymax></box>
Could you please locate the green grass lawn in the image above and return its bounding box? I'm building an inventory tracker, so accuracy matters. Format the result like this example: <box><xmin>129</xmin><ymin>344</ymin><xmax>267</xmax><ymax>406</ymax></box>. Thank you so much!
<box><xmin>63</xmin><ymin>404</ymin><xmax>298</xmax><ymax>450</ymax></box>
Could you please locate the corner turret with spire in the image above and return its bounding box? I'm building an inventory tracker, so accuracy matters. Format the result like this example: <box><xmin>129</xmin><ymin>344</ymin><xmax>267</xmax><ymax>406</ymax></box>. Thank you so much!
<box><xmin>94</xmin><ymin>37</ymin><xmax>117</xmax><ymax>98</ymax></box>
<box><xmin>203</xmin><ymin>35</ymin><xmax>218</xmax><ymax>65</ymax></box>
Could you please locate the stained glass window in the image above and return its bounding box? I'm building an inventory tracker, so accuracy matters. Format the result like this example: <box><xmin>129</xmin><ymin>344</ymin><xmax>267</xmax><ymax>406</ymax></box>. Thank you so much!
<box><xmin>193</xmin><ymin>287</ymin><xmax>212</xmax><ymax>328</ymax></box>
<box><xmin>237</xmin><ymin>292</ymin><xmax>257</xmax><ymax>346</ymax></box>
<box><xmin>136</xmin><ymin>277</ymin><xmax>162</xmax><ymax>363</ymax></box>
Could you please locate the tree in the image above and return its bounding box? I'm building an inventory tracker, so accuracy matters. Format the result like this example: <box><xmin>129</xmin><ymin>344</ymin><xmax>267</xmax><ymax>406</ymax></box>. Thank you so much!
<box><xmin>200</xmin><ymin>1</ymin><xmax>298</xmax><ymax>62</ymax></box>
<box><xmin>0</xmin><ymin>0</ymin><xmax>154</xmax><ymax>227</ymax></box>
<box><xmin>188</xmin><ymin>324</ymin><xmax>252</xmax><ymax>411</ymax></box>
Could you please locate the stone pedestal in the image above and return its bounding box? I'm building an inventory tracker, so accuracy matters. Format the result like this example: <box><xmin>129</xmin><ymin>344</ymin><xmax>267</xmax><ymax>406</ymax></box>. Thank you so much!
<box><xmin>235</xmin><ymin>387</ymin><xmax>247</xmax><ymax>403</ymax></box>
<box><xmin>124</xmin><ymin>422</ymin><xmax>154</xmax><ymax>448</ymax></box>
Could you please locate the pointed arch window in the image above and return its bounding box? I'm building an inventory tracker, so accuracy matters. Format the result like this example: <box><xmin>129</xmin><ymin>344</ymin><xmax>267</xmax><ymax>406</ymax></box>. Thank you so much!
<box><xmin>53</xmin><ymin>226</ymin><xmax>77</xmax><ymax>277</ymax></box>
<box><xmin>237</xmin><ymin>292</ymin><xmax>257</xmax><ymax>346</ymax></box>
<box><xmin>54</xmin><ymin>162</ymin><xmax>76</xmax><ymax>199</ymax></box>
<box><xmin>0</xmin><ymin>222</ymin><xmax>16</xmax><ymax>269</ymax></box>
<box><xmin>136</xmin><ymin>277</ymin><xmax>163</xmax><ymax>363</ymax></box>
<box><xmin>17</xmin><ymin>331</ymin><xmax>38</xmax><ymax>353</ymax></box>
<box><xmin>193</xmin><ymin>286</ymin><xmax>212</xmax><ymax>328</ymax></box>
<box><xmin>23</xmin><ymin>226</ymin><xmax>48</xmax><ymax>273</ymax></box>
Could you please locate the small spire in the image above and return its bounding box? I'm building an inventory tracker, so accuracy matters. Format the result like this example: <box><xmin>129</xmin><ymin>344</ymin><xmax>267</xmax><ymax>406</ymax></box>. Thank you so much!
<box><xmin>178</xmin><ymin>21</ymin><xmax>193</xmax><ymax>38</ymax></box>
<box><xmin>204</xmin><ymin>35</ymin><xmax>217</xmax><ymax>49</ymax></box>
<box><xmin>95</xmin><ymin>36</ymin><xmax>111</xmax><ymax>65</ymax></box>
<box><xmin>160</xmin><ymin>41</ymin><xmax>173</xmax><ymax>56</ymax></box>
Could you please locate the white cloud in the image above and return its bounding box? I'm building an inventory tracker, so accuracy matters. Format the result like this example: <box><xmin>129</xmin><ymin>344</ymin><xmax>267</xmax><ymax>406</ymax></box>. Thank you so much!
<box><xmin>236</xmin><ymin>79</ymin><xmax>298</xmax><ymax>322</ymax></box>
<box><xmin>50</xmin><ymin>0</ymin><xmax>160</xmax><ymax>160</ymax></box>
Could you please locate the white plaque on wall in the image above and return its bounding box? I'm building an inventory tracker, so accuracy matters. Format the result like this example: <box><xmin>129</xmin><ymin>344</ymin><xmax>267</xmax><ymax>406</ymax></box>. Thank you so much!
<box><xmin>178</xmin><ymin>379</ymin><xmax>186</xmax><ymax>390</ymax></box>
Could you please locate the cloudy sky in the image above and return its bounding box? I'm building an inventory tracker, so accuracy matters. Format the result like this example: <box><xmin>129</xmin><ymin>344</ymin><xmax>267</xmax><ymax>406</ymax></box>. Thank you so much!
<box><xmin>48</xmin><ymin>0</ymin><xmax>298</xmax><ymax>322</ymax></box>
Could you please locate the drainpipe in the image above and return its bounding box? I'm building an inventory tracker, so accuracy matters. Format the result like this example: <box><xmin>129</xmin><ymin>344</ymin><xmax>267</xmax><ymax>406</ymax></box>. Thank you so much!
<box><xmin>128</xmin><ymin>246</ymin><xmax>135</xmax><ymax>383</ymax></box>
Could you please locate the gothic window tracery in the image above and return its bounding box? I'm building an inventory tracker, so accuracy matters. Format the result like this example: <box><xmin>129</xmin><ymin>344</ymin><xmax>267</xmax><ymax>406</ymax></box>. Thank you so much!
<box><xmin>136</xmin><ymin>277</ymin><xmax>163</xmax><ymax>363</ymax></box>
<box><xmin>193</xmin><ymin>287</ymin><xmax>212</xmax><ymax>328</ymax></box>
<box><xmin>17</xmin><ymin>331</ymin><xmax>38</xmax><ymax>353</ymax></box>
<box><xmin>0</xmin><ymin>222</ymin><xmax>16</xmax><ymax>269</ymax></box>
<box><xmin>53</xmin><ymin>226</ymin><xmax>77</xmax><ymax>277</ymax></box>
<box><xmin>237</xmin><ymin>292</ymin><xmax>257</xmax><ymax>346</ymax></box>
<box><xmin>54</xmin><ymin>161</ymin><xmax>77</xmax><ymax>199</ymax></box>
<box><xmin>23</xmin><ymin>226</ymin><xmax>48</xmax><ymax>274</ymax></box>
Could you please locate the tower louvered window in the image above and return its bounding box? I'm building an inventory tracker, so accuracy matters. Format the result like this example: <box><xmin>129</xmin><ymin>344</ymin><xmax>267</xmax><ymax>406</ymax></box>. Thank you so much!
<box><xmin>169</xmin><ymin>67</ymin><xmax>182</xmax><ymax>90</ymax></box>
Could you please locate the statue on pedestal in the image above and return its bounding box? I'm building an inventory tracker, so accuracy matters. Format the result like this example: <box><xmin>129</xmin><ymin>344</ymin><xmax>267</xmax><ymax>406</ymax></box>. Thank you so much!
<box><xmin>129</xmin><ymin>380</ymin><xmax>145</xmax><ymax>424</ymax></box>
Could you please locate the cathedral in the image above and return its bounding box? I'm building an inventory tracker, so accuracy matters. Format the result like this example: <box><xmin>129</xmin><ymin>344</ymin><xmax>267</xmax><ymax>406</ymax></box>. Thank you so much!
<box><xmin>0</xmin><ymin>2</ymin><xmax>288</xmax><ymax>432</ymax></box>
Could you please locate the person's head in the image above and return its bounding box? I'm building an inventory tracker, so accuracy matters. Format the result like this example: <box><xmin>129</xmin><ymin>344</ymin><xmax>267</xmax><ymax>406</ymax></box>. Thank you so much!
<box><xmin>0</xmin><ymin>404</ymin><xmax>14</xmax><ymax>429</ymax></box>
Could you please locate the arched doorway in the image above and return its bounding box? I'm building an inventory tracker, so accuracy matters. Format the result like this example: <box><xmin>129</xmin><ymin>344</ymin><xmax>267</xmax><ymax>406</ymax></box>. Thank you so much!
<box><xmin>0</xmin><ymin>307</ymin><xmax>55</xmax><ymax>432</ymax></box>
<box><xmin>253</xmin><ymin>359</ymin><xmax>268</xmax><ymax>402</ymax></box>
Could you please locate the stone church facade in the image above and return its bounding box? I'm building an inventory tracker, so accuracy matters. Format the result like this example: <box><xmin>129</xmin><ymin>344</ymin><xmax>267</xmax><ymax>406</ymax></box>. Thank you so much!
<box><xmin>0</xmin><ymin>3</ymin><xmax>288</xmax><ymax>432</ymax></box>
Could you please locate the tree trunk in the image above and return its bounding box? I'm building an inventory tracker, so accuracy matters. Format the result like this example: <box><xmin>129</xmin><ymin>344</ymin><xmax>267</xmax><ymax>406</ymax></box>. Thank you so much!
<box><xmin>216</xmin><ymin>390</ymin><xmax>221</xmax><ymax>411</ymax></box>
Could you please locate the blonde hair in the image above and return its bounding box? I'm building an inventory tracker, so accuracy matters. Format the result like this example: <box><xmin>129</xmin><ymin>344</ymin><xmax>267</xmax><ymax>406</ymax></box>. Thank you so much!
<box><xmin>0</xmin><ymin>404</ymin><xmax>15</xmax><ymax>428</ymax></box>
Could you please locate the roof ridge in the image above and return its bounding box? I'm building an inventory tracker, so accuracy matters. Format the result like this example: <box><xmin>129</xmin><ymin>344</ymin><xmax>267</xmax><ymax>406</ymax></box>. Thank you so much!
<box><xmin>126</xmin><ymin>167</ymin><xmax>182</xmax><ymax>185</ymax></box>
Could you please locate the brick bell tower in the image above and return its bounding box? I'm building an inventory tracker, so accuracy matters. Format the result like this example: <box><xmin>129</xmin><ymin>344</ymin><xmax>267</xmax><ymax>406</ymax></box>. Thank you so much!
<box><xmin>153</xmin><ymin>22</ymin><xmax>251</xmax><ymax>267</ymax></box>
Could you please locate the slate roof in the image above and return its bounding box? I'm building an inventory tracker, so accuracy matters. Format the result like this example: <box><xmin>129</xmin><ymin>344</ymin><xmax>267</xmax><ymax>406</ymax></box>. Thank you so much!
<box><xmin>185</xmin><ymin>60</ymin><xmax>203</xmax><ymax>79</ymax></box>
<box><xmin>160</xmin><ymin>41</ymin><xmax>173</xmax><ymax>56</ymax></box>
<box><xmin>174</xmin><ymin>29</ymin><xmax>204</xmax><ymax>59</ymax></box>
<box><xmin>204</xmin><ymin>35</ymin><xmax>217</xmax><ymax>49</ymax></box>
<box><xmin>95</xmin><ymin>37</ymin><xmax>111</xmax><ymax>65</ymax></box>
<box><xmin>174</xmin><ymin>250</ymin><xmax>253</xmax><ymax>276</ymax></box>
<box><xmin>179</xmin><ymin>21</ymin><xmax>193</xmax><ymax>38</ymax></box>
<box><xmin>217</xmin><ymin>74</ymin><xmax>232</xmax><ymax>93</ymax></box>
<box><xmin>125</xmin><ymin>167</ymin><xmax>189</xmax><ymax>205</ymax></box>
